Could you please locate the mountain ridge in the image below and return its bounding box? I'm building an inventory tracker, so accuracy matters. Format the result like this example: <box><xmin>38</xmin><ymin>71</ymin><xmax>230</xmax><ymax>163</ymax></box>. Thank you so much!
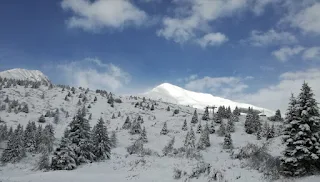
<box><xmin>0</xmin><ymin>68</ymin><xmax>50</xmax><ymax>84</ymax></box>
<box><xmin>144</xmin><ymin>82</ymin><xmax>274</xmax><ymax>116</ymax></box>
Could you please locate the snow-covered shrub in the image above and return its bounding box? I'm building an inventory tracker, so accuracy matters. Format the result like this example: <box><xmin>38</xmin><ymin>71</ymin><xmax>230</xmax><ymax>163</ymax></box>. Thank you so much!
<box><xmin>114</xmin><ymin>98</ymin><xmax>122</xmax><ymax>103</ymax></box>
<box><xmin>173</xmin><ymin>168</ymin><xmax>182</xmax><ymax>179</ymax></box>
<box><xmin>173</xmin><ymin>109</ymin><xmax>179</xmax><ymax>115</ymax></box>
<box><xmin>189</xmin><ymin>162</ymin><xmax>211</xmax><ymax>179</ymax></box>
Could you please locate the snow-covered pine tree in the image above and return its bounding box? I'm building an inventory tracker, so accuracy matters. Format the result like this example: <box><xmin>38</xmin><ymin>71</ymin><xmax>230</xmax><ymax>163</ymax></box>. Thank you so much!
<box><xmin>118</xmin><ymin>111</ymin><xmax>121</xmax><ymax>117</ymax></box>
<box><xmin>223</xmin><ymin>133</ymin><xmax>233</xmax><ymax>149</ymax></box>
<box><xmin>162</xmin><ymin>137</ymin><xmax>175</xmax><ymax>156</ymax></box>
<box><xmin>150</xmin><ymin>104</ymin><xmax>155</xmax><ymax>111</ymax></box>
<box><xmin>217</xmin><ymin>122</ymin><xmax>226</xmax><ymax>137</ymax></box>
<box><xmin>281</xmin><ymin>83</ymin><xmax>320</xmax><ymax>176</ymax></box>
<box><xmin>262</xmin><ymin>121</ymin><xmax>270</xmax><ymax>137</ymax></box>
<box><xmin>24</xmin><ymin>121</ymin><xmax>36</xmax><ymax>152</ymax></box>
<box><xmin>233</xmin><ymin>106</ymin><xmax>240</xmax><ymax>116</ymax></box>
<box><xmin>140</xmin><ymin>127</ymin><xmax>148</xmax><ymax>143</ymax></box>
<box><xmin>68</xmin><ymin>110</ymin><xmax>95</xmax><ymax>164</ymax></box>
<box><xmin>92</xmin><ymin>117</ymin><xmax>111</xmax><ymax>161</ymax></box>
<box><xmin>160</xmin><ymin>122</ymin><xmax>168</xmax><ymax>135</ymax></box>
<box><xmin>37</xmin><ymin>150</ymin><xmax>50</xmax><ymax>170</ymax></box>
<box><xmin>274</xmin><ymin>109</ymin><xmax>283</xmax><ymax>121</ymax></box>
<box><xmin>266</xmin><ymin>124</ymin><xmax>275</xmax><ymax>140</ymax></box>
<box><xmin>51</xmin><ymin>137</ymin><xmax>77</xmax><ymax>170</ymax></box>
<box><xmin>122</xmin><ymin>116</ymin><xmax>131</xmax><ymax>129</ymax></box>
<box><xmin>1</xmin><ymin>124</ymin><xmax>25</xmax><ymax>163</ymax></box>
<box><xmin>130</xmin><ymin>119</ymin><xmax>142</xmax><ymax>135</ymax></box>
<box><xmin>167</xmin><ymin>106</ymin><xmax>170</xmax><ymax>111</ymax></box>
<box><xmin>21</xmin><ymin>104</ymin><xmax>29</xmax><ymax>113</ymax></box>
<box><xmin>94</xmin><ymin>96</ymin><xmax>97</xmax><ymax>102</ymax></box>
<box><xmin>38</xmin><ymin>115</ymin><xmax>46</xmax><ymax>123</ymax></box>
<box><xmin>226</xmin><ymin>106</ymin><xmax>232</xmax><ymax>118</ymax></box>
<box><xmin>111</xmin><ymin>113</ymin><xmax>115</xmax><ymax>119</ymax></box>
<box><xmin>182</xmin><ymin>119</ymin><xmax>188</xmax><ymax>131</ymax></box>
<box><xmin>202</xmin><ymin>107</ymin><xmax>209</xmax><ymax>121</ymax></box>
<box><xmin>197</xmin><ymin>124</ymin><xmax>210</xmax><ymax>150</ymax></box>
<box><xmin>209</xmin><ymin>121</ymin><xmax>215</xmax><ymax>134</ymax></box>
<box><xmin>230</xmin><ymin>114</ymin><xmax>239</xmax><ymax>122</ymax></box>
<box><xmin>191</xmin><ymin>110</ymin><xmax>198</xmax><ymax>124</ymax></box>
<box><xmin>110</xmin><ymin>131</ymin><xmax>117</xmax><ymax>148</ymax></box>
<box><xmin>35</xmin><ymin>125</ymin><xmax>43</xmax><ymax>152</ymax></box>
<box><xmin>42</xmin><ymin>124</ymin><xmax>55</xmax><ymax>152</ymax></box>
<box><xmin>184</xmin><ymin>127</ymin><xmax>196</xmax><ymax>149</ymax></box>
<box><xmin>226</xmin><ymin>118</ymin><xmax>235</xmax><ymax>133</ymax></box>
<box><xmin>196</xmin><ymin>122</ymin><xmax>202</xmax><ymax>133</ymax></box>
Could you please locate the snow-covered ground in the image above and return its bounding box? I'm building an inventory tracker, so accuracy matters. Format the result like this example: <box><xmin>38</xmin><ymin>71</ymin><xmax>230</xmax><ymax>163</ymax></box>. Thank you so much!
<box><xmin>0</xmin><ymin>77</ymin><xmax>319</xmax><ymax>182</ymax></box>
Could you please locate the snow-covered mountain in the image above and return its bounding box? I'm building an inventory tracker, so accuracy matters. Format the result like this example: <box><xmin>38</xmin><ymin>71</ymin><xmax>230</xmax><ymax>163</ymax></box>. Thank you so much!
<box><xmin>0</xmin><ymin>68</ymin><xmax>50</xmax><ymax>84</ymax></box>
<box><xmin>145</xmin><ymin>83</ymin><xmax>274</xmax><ymax>116</ymax></box>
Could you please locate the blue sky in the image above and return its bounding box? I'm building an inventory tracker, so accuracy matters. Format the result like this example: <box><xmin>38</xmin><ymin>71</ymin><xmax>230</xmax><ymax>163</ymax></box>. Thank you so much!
<box><xmin>0</xmin><ymin>0</ymin><xmax>320</xmax><ymax>111</ymax></box>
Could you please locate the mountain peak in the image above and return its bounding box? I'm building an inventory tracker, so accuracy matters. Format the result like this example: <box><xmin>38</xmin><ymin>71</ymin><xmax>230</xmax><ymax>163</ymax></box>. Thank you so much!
<box><xmin>146</xmin><ymin>82</ymin><xmax>274</xmax><ymax>116</ymax></box>
<box><xmin>0</xmin><ymin>68</ymin><xmax>50</xmax><ymax>84</ymax></box>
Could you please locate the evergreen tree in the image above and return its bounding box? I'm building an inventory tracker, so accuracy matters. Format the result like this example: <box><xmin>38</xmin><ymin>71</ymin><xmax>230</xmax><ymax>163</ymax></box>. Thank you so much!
<box><xmin>92</xmin><ymin>117</ymin><xmax>111</xmax><ymax>161</ymax></box>
<box><xmin>281</xmin><ymin>83</ymin><xmax>320</xmax><ymax>176</ymax></box>
<box><xmin>140</xmin><ymin>127</ymin><xmax>148</xmax><ymax>143</ymax></box>
<box><xmin>191</xmin><ymin>110</ymin><xmax>198</xmax><ymax>124</ymax></box>
<box><xmin>122</xmin><ymin>116</ymin><xmax>131</xmax><ymax>129</ymax></box>
<box><xmin>226</xmin><ymin>106</ymin><xmax>232</xmax><ymax>118</ymax></box>
<box><xmin>162</xmin><ymin>137</ymin><xmax>175</xmax><ymax>156</ymax></box>
<box><xmin>226</xmin><ymin>118</ymin><xmax>235</xmax><ymax>133</ymax></box>
<box><xmin>167</xmin><ymin>106</ymin><xmax>170</xmax><ymax>111</ymax></box>
<box><xmin>182</xmin><ymin>119</ymin><xmax>188</xmax><ymax>131</ymax></box>
<box><xmin>233</xmin><ymin>106</ymin><xmax>240</xmax><ymax>116</ymax></box>
<box><xmin>110</xmin><ymin>131</ymin><xmax>117</xmax><ymax>148</ymax></box>
<box><xmin>202</xmin><ymin>107</ymin><xmax>209</xmax><ymax>120</ymax></box>
<box><xmin>196</xmin><ymin>122</ymin><xmax>202</xmax><ymax>133</ymax></box>
<box><xmin>217</xmin><ymin>122</ymin><xmax>226</xmax><ymax>137</ymax></box>
<box><xmin>184</xmin><ymin>127</ymin><xmax>196</xmax><ymax>149</ymax></box>
<box><xmin>150</xmin><ymin>104</ymin><xmax>155</xmax><ymax>111</ymax></box>
<box><xmin>1</xmin><ymin>124</ymin><xmax>25</xmax><ymax>163</ymax></box>
<box><xmin>35</xmin><ymin>125</ymin><xmax>43</xmax><ymax>152</ymax></box>
<box><xmin>197</xmin><ymin>124</ymin><xmax>210</xmax><ymax>150</ymax></box>
<box><xmin>68</xmin><ymin>111</ymin><xmax>95</xmax><ymax>164</ymax></box>
<box><xmin>266</xmin><ymin>124</ymin><xmax>275</xmax><ymax>140</ymax></box>
<box><xmin>230</xmin><ymin>114</ymin><xmax>239</xmax><ymax>122</ymax></box>
<box><xmin>160</xmin><ymin>122</ymin><xmax>168</xmax><ymax>135</ymax></box>
<box><xmin>274</xmin><ymin>109</ymin><xmax>283</xmax><ymax>121</ymax></box>
<box><xmin>209</xmin><ymin>121</ymin><xmax>215</xmax><ymax>134</ymax></box>
<box><xmin>111</xmin><ymin>113</ymin><xmax>115</xmax><ymax>119</ymax></box>
<box><xmin>51</xmin><ymin>137</ymin><xmax>77</xmax><ymax>170</ymax></box>
<box><xmin>42</xmin><ymin>124</ymin><xmax>55</xmax><ymax>152</ymax></box>
<box><xmin>21</xmin><ymin>104</ymin><xmax>29</xmax><ymax>113</ymax></box>
<box><xmin>37</xmin><ymin>151</ymin><xmax>50</xmax><ymax>170</ymax></box>
<box><xmin>94</xmin><ymin>96</ymin><xmax>97</xmax><ymax>102</ymax></box>
<box><xmin>38</xmin><ymin>115</ymin><xmax>46</xmax><ymax>123</ymax></box>
<box><xmin>24</xmin><ymin>121</ymin><xmax>36</xmax><ymax>152</ymax></box>
<box><xmin>118</xmin><ymin>111</ymin><xmax>121</xmax><ymax>117</ymax></box>
<box><xmin>223</xmin><ymin>133</ymin><xmax>233</xmax><ymax>149</ymax></box>
<box><xmin>130</xmin><ymin>120</ymin><xmax>142</xmax><ymax>135</ymax></box>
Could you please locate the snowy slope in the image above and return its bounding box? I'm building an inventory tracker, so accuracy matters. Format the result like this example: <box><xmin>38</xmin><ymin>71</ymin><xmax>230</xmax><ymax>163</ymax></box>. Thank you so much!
<box><xmin>144</xmin><ymin>83</ymin><xmax>274</xmax><ymax>116</ymax></box>
<box><xmin>0</xmin><ymin>68</ymin><xmax>50</xmax><ymax>84</ymax></box>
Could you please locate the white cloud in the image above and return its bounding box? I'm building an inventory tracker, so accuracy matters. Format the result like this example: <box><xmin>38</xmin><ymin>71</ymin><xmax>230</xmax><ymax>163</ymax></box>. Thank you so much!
<box><xmin>272</xmin><ymin>46</ymin><xmax>305</xmax><ymax>62</ymax></box>
<box><xmin>61</xmin><ymin>0</ymin><xmax>148</xmax><ymax>32</ymax></box>
<box><xmin>177</xmin><ymin>74</ymin><xmax>198</xmax><ymax>82</ymax></box>
<box><xmin>185</xmin><ymin>76</ymin><xmax>248</xmax><ymax>97</ymax></box>
<box><xmin>246</xmin><ymin>29</ymin><xmax>297</xmax><ymax>47</ymax></box>
<box><xmin>196</xmin><ymin>32</ymin><xmax>228</xmax><ymax>48</ymax></box>
<box><xmin>287</xmin><ymin>2</ymin><xmax>320</xmax><ymax>34</ymax></box>
<box><xmin>157</xmin><ymin>0</ymin><xmax>249</xmax><ymax>45</ymax></box>
<box><xmin>237</xmin><ymin>68</ymin><xmax>320</xmax><ymax>113</ymax></box>
<box><xmin>302</xmin><ymin>47</ymin><xmax>320</xmax><ymax>61</ymax></box>
<box><xmin>57</xmin><ymin>58</ymin><xmax>131</xmax><ymax>91</ymax></box>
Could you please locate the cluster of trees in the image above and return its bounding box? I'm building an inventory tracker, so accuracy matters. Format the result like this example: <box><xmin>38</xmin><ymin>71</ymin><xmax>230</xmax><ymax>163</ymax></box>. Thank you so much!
<box><xmin>281</xmin><ymin>83</ymin><xmax>320</xmax><ymax>176</ymax></box>
<box><xmin>1</xmin><ymin>121</ymin><xmax>54</xmax><ymax>164</ymax></box>
<box><xmin>0</xmin><ymin>96</ymin><xmax>29</xmax><ymax>114</ymax></box>
<box><xmin>51</xmin><ymin>110</ymin><xmax>117</xmax><ymax>170</ymax></box>
<box><xmin>0</xmin><ymin>76</ymin><xmax>49</xmax><ymax>89</ymax></box>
